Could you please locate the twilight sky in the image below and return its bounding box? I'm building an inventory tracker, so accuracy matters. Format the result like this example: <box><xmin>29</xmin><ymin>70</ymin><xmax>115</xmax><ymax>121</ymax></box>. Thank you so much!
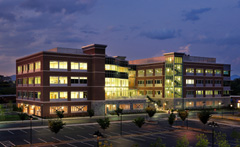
<box><xmin>0</xmin><ymin>0</ymin><xmax>240</xmax><ymax>76</ymax></box>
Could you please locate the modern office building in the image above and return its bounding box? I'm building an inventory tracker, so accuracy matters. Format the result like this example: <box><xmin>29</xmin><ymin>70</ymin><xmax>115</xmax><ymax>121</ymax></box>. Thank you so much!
<box><xmin>16</xmin><ymin>44</ymin><xmax>231</xmax><ymax>117</ymax></box>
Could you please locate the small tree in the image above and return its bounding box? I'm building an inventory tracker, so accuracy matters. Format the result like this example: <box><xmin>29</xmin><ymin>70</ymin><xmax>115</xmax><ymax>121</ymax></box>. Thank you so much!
<box><xmin>168</xmin><ymin>112</ymin><xmax>176</xmax><ymax>127</ymax></box>
<box><xmin>178</xmin><ymin>110</ymin><xmax>188</xmax><ymax>126</ymax></box>
<box><xmin>87</xmin><ymin>109</ymin><xmax>94</xmax><ymax>118</ymax></box>
<box><xmin>197</xmin><ymin>110</ymin><xmax>211</xmax><ymax>129</ymax></box>
<box><xmin>48</xmin><ymin>119</ymin><xmax>65</xmax><ymax>141</ymax></box>
<box><xmin>133</xmin><ymin>117</ymin><xmax>145</xmax><ymax>128</ymax></box>
<box><xmin>150</xmin><ymin>138</ymin><xmax>166</xmax><ymax>147</ymax></box>
<box><xmin>176</xmin><ymin>135</ymin><xmax>189</xmax><ymax>147</ymax></box>
<box><xmin>215</xmin><ymin>132</ymin><xmax>230</xmax><ymax>147</ymax></box>
<box><xmin>196</xmin><ymin>134</ymin><xmax>209</xmax><ymax>147</ymax></box>
<box><xmin>0</xmin><ymin>105</ymin><xmax>5</xmax><ymax>121</ymax></box>
<box><xmin>18</xmin><ymin>113</ymin><xmax>29</xmax><ymax>122</ymax></box>
<box><xmin>145</xmin><ymin>106</ymin><xmax>156</xmax><ymax>121</ymax></box>
<box><xmin>115</xmin><ymin>107</ymin><xmax>123</xmax><ymax>117</ymax></box>
<box><xmin>231</xmin><ymin>130</ymin><xmax>240</xmax><ymax>147</ymax></box>
<box><xmin>55</xmin><ymin>110</ymin><xmax>64</xmax><ymax>119</ymax></box>
<box><xmin>97</xmin><ymin>117</ymin><xmax>110</xmax><ymax>131</ymax></box>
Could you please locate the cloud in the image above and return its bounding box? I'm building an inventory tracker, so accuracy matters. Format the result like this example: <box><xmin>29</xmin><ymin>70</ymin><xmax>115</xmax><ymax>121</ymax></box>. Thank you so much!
<box><xmin>20</xmin><ymin>0</ymin><xmax>96</xmax><ymax>14</ymax></box>
<box><xmin>141</xmin><ymin>29</ymin><xmax>180</xmax><ymax>40</ymax></box>
<box><xmin>178</xmin><ymin>44</ymin><xmax>191</xmax><ymax>54</ymax></box>
<box><xmin>183</xmin><ymin>8</ymin><xmax>211</xmax><ymax>21</ymax></box>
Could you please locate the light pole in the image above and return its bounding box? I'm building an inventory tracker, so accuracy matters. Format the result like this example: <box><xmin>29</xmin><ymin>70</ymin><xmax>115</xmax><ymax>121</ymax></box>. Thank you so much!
<box><xmin>220</xmin><ymin>102</ymin><xmax>224</xmax><ymax>119</ymax></box>
<box><xmin>41</xmin><ymin>104</ymin><xmax>43</xmax><ymax>125</ymax></box>
<box><xmin>208</xmin><ymin>121</ymin><xmax>219</xmax><ymax>147</ymax></box>
<box><xmin>230</xmin><ymin>104</ymin><xmax>234</xmax><ymax>115</ymax></box>
<box><xmin>93</xmin><ymin>130</ymin><xmax>103</xmax><ymax>147</ymax></box>
<box><xmin>185</xmin><ymin>109</ymin><xmax>189</xmax><ymax>130</ymax></box>
<box><xmin>29</xmin><ymin>115</ymin><xmax>33</xmax><ymax>146</ymax></box>
<box><xmin>202</xmin><ymin>101</ymin><xmax>206</xmax><ymax>109</ymax></box>
<box><xmin>120</xmin><ymin>112</ymin><xmax>123</xmax><ymax>136</ymax></box>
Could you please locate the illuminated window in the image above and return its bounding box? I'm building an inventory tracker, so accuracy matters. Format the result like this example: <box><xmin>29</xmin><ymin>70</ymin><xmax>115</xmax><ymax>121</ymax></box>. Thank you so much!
<box><xmin>155</xmin><ymin>68</ymin><xmax>162</xmax><ymax>76</ymax></box>
<box><xmin>71</xmin><ymin>91</ymin><xmax>87</xmax><ymax>99</ymax></box>
<box><xmin>147</xmin><ymin>90</ymin><xmax>153</xmax><ymax>95</ymax></box>
<box><xmin>50</xmin><ymin>106</ymin><xmax>68</xmax><ymax>114</ymax></box>
<box><xmin>28</xmin><ymin>77</ymin><xmax>34</xmax><ymax>85</ymax></box>
<box><xmin>49</xmin><ymin>76</ymin><xmax>58</xmax><ymax>84</ymax></box>
<box><xmin>119</xmin><ymin>104</ymin><xmax>130</xmax><ymax>110</ymax></box>
<box><xmin>186</xmin><ymin>68</ymin><xmax>194</xmax><ymax>73</ymax></box>
<box><xmin>60</xmin><ymin>92</ymin><xmax>68</xmax><ymax>99</ymax></box>
<box><xmin>18</xmin><ymin>79</ymin><xmax>22</xmax><ymax>85</ymax></box>
<box><xmin>35</xmin><ymin>106</ymin><xmax>41</xmax><ymax>116</ymax></box>
<box><xmin>50</xmin><ymin>92</ymin><xmax>58</xmax><ymax>99</ymax></box>
<box><xmin>174</xmin><ymin>57</ymin><xmax>182</xmax><ymax>63</ymax></box>
<box><xmin>35</xmin><ymin>77</ymin><xmax>41</xmax><ymax>84</ymax></box>
<box><xmin>23</xmin><ymin>78</ymin><xmax>27</xmax><ymax>85</ymax></box>
<box><xmin>186</xmin><ymin>79</ymin><xmax>194</xmax><ymax>84</ymax></box>
<box><xmin>186</xmin><ymin>101</ymin><xmax>194</xmax><ymax>107</ymax></box>
<box><xmin>29</xmin><ymin>92</ymin><xmax>34</xmax><ymax>98</ymax></box>
<box><xmin>71</xmin><ymin>105</ymin><xmax>88</xmax><ymax>113</ymax></box>
<box><xmin>155</xmin><ymin>90</ymin><xmax>162</xmax><ymax>97</ymax></box>
<box><xmin>18</xmin><ymin>66</ymin><xmax>22</xmax><ymax>74</ymax></box>
<box><xmin>29</xmin><ymin>63</ymin><xmax>34</xmax><ymax>72</ymax></box>
<box><xmin>186</xmin><ymin>91</ymin><xmax>194</xmax><ymax>95</ymax></box>
<box><xmin>205</xmin><ymin>69</ymin><xmax>213</xmax><ymax>74</ymax></box>
<box><xmin>146</xmin><ymin>80</ymin><xmax>153</xmax><ymax>87</ymax></box>
<box><xmin>35</xmin><ymin>92</ymin><xmax>41</xmax><ymax>99</ymax></box>
<box><xmin>196</xmin><ymin>69</ymin><xmax>203</xmax><ymax>74</ymax></box>
<box><xmin>35</xmin><ymin>61</ymin><xmax>41</xmax><ymax>71</ymax></box>
<box><xmin>196</xmin><ymin>90</ymin><xmax>203</xmax><ymax>95</ymax></box>
<box><xmin>80</xmin><ymin>63</ymin><xmax>87</xmax><ymax>70</ymax></box>
<box><xmin>133</xmin><ymin>103</ymin><xmax>144</xmax><ymax>110</ymax></box>
<box><xmin>155</xmin><ymin>79</ymin><xmax>162</xmax><ymax>87</ymax></box>
<box><xmin>59</xmin><ymin>62</ymin><xmax>67</xmax><ymax>69</ymax></box>
<box><xmin>214</xmin><ymin>90</ymin><xmax>221</xmax><ymax>95</ymax></box>
<box><xmin>166</xmin><ymin>57</ymin><xmax>174</xmax><ymax>63</ymax></box>
<box><xmin>196</xmin><ymin>101</ymin><xmax>203</xmax><ymax>107</ymax></box>
<box><xmin>214</xmin><ymin>69</ymin><xmax>221</xmax><ymax>75</ymax></box>
<box><xmin>50</xmin><ymin>61</ymin><xmax>67</xmax><ymax>69</ymax></box>
<box><xmin>206</xmin><ymin>101</ymin><xmax>213</xmax><ymax>106</ymax></box>
<box><xmin>59</xmin><ymin>77</ymin><xmax>67</xmax><ymax>84</ymax></box>
<box><xmin>139</xmin><ymin>90</ymin><xmax>144</xmax><ymax>95</ymax></box>
<box><xmin>138</xmin><ymin>70</ymin><xmax>144</xmax><ymax>77</ymax></box>
<box><xmin>223</xmin><ymin>70</ymin><xmax>229</xmax><ymax>76</ymax></box>
<box><xmin>23</xmin><ymin>65</ymin><xmax>28</xmax><ymax>73</ymax></box>
<box><xmin>105</xmin><ymin>104</ymin><xmax>116</xmax><ymax>111</ymax></box>
<box><xmin>146</xmin><ymin>69</ymin><xmax>153</xmax><ymax>77</ymax></box>
<box><xmin>50</xmin><ymin>61</ymin><xmax>58</xmax><ymax>69</ymax></box>
<box><xmin>71</xmin><ymin>62</ymin><xmax>79</xmax><ymax>69</ymax></box>
<box><xmin>205</xmin><ymin>90</ymin><xmax>213</xmax><ymax>95</ymax></box>
<box><xmin>23</xmin><ymin>91</ymin><xmax>27</xmax><ymax>98</ymax></box>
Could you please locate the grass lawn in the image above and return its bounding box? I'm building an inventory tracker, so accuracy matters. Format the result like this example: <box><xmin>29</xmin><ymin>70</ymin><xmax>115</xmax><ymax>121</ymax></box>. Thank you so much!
<box><xmin>0</xmin><ymin>114</ymin><xmax>38</xmax><ymax>121</ymax></box>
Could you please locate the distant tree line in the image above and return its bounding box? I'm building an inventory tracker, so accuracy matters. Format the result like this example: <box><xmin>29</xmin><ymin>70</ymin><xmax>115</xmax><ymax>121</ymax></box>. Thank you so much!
<box><xmin>231</xmin><ymin>78</ymin><xmax>240</xmax><ymax>95</ymax></box>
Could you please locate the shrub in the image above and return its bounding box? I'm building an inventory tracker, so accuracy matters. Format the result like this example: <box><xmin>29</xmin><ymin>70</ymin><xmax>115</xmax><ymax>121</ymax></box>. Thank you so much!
<box><xmin>146</xmin><ymin>106</ymin><xmax>156</xmax><ymax>118</ymax></box>
<box><xmin>178</xmin><ymin>110</ymin><xmax>188</xmax><ymax>126</ymax></box>
<box><xmin>48</xmin><ymin>119</ymin><xmax>65</xmax><ymax>134</ymax></box>
<box><xmin>168</xmin><ymin>113</ymin><xmax>176</xmax><ymax>126</ymax></box>
<box><xmin>197</xmin><ymin>110</ymin><xmax>211</xmax><ymax>125</ymax></box>
<box><xmin>176</xmin><ymin>135</ymin><xmax>189</xmax><ymax>147</ymax></box>
<box><xmin>215</xmin><ymin>132</ymin><xmax>230</xmax><ymax>147</ymax></box>
<box><xmin>133</xmin><ymin>117</ymin><xmax>145</xmax><ymax>128</ymax></box>
<box><xmin>87</xmin><ymin>109</ymin><xmax>94</xmax><ymax>118</ymax></box>
<box><xmin>55</xmin><ymin>110</ymin><xmax>64</xmax><ymax>119</ymax></box>
<box><xmin>115</xmin><ymin>107</ymin><xmax>123</xmax><ymax>116</ymax></box>
<box><xmin>196</xmin><ymin>134</ymin><xmax>209</xmax><ymax>147</ymax></box>
<box><xmin>97</xmin><ymin>117</ymin><xmax>110</xmax><ymax>131</ymax></box>
<box><xmin>18</xmin><ymin>113</ymin><xmax>29</xmax><ymax>122</ymax></box>
<box><xmin>231</xmin><ymin>130</ymin><xmax>240</xmax><ymax>147</ymax></box>
<box><xmin>150</xmin><ymin>138</ymin><xmax>166</xmax><ymax>147</ymax></box>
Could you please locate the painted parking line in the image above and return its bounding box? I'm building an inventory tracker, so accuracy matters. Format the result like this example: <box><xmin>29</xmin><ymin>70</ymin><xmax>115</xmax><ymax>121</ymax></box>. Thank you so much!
<box><xmin>122</xmin><ymin>131</ymin><xmax>131</xmax><ymax>134</ymax></box>
<box><xmin>77</xmin><ymin>135</ymin><xmax>88</xmax><ymax>139</ymax></box>
<box><xmin>129</xmin><ymin>136</ymin><xmax>146</xmax><ymax>142</ymax></box>
<box><xmin>107</xmin><ymin>139</ymin><xmax>121</xmax><ymax>144</ymax></box>
<box><xmin>38</xmin><ymin>138</ymin><xmax>47</xmax><ymax>143</ymax></box>
<box><xmin>0</xmin><ymin>140</ymin><xmax>15</xmax><ymax>147</ymax></box>
<box><xmin>23</xmin><ymin>139</ymin><xmax>30</xmax><ymax>144</ymax></box>
<box><xmin>130</xmin><ymin>130</ymin><xmax>149</xmax><ymax>134</ymax></box>
<box><xmin>140</xmin><ymin>135</ymin><xmax>156</xmax><ymax>140</ymax></box>
<box><xmin>7</xmin><ymin>130</ymin><xmax>14</xmax><ymax>134</ymax></box>
<box><xmin>84</xmin><ymin>125</ymin><xmax>94</xmax><ymax>129</ymax></box>
<box><xmin>20</xmin><ymin>130</ymin><xmax>27</xmax><ymax>134</ymax></box>
<box><xmin>65</xmin><ymin>127</ymin><xmax>74</xmax><ymax>130</ymax></box>
<box><xmin>78</xmin><ymin>126</ymin><xmax>84</xmax><ymax>129</ymax></box>
<box><xmin>120</xmin><ymin>137</ymin><xmax>134</xmax><ymax>142</ymax></box>
<box><xmin>67</xmin><ymin>143</ymin><xmax>78</xmax><ymax>147</ymax></box>
<box><xmin>33</xmin><ymin>129</ymin><xmax>40</xmax><ymax>132</ymax></box>
<box><xmin>65</xmin><ymin>135</ymin><xmax>76</xmax><ymax>140</ymax></box>
<box><xmin>80</xmin><ymin>141</ymin><xmax>94</xmax><ymax>147</ymax></box>
<box><xmin>52</xmin><ymin>137</ymin><xmax>61</xmax><ymax>142</ymax></box>
<box><xmin>153</xmin><ymin>134</ymin><xmax>166</xmax><ymax>139</ymax></box>
<box><xmin>109</xmin><ymin>132</ymin><xmax>119</xmax><ymax>135</ymax></box>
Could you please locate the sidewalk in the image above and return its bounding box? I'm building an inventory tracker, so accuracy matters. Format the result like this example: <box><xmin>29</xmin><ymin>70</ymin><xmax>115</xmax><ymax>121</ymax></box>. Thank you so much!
<box><xmin>212</xmin><ymin>114</ymin><xmax>240</xmax><ymax>121</ymax></box>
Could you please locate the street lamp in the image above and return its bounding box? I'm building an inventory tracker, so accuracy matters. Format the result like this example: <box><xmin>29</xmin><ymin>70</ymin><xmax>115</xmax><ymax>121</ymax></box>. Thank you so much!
<box><xmin>202</xmin><ymin>101</ymin><xmax>206</xmax><ymax>109</ymax></box>
<box><xmin>185</xmin><ymin>109</ymin><xmax>189</xmax><ymax>130</ymax></box>
<box><xmin>120</xmin><ymin>112</ymin><xmax>123</xmax><ymax>136</ymax></box>
<box><xmin>208</xmin><ymin>121</ymin><xmax>219</xmax><ymax>147</ymax></box>
<box><xmin>220</xmin><ymin>102</ymin><xmax>224</xmax><ymax>119</ymax></box>
<box><xmin>29</xmin><ymin>115</ymin><xmax>33</xmax><ymax>145</ymax></box>
<box><xmin>230</xmin><ymin>104</ymin><xmax>234</xmax><ymax>115</ymax></box>
<box><xmin>93</xmin><ymin>130</ymin><xmax>103</xmax><ymax>147</ymax></box>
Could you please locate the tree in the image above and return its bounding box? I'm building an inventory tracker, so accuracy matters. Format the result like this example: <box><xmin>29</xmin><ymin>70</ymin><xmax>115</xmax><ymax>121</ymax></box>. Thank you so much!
<box><xmin>145</xmin><ymin>106</ymin><xmax>156</xmax><ymax>121</ymax></box>
<box><xmin>115</xmin><ymin>107</ymin><xmax>123</xmax><ymax>117</ymax></box>
<box><xmin>230</xmin><ymin>78</ymin><xmax>240</xmax><ymax>95</ymax></box>
<box><xmin>176</xmin><ymin>135</ymin><xmax>189</xmax><ymax>147</ymax></box>
<box><xmin>133</xmin><ymin>117</ymin><xmax>145</xmax><ymax>128</ymax></box>
<box><xmin>97</xmin><ymin>117</ymin><xmax>110</xmax><ymax>131</ymax></box>
<box><xmin>168</xmin><ymin>112</ymin><xmax>176</xmax><ymax>127</ymax></box>
<box><xmin>18</xmin><ymin>113</ymin><xmax>29</xmax><ymax>122</ymax></box>
<box><xmin>55</xmin><ymin>110</ymin><xmax>64</xmax><ymax>119</ymax></box>
<box><xmin>150</xmin><ymin>138</ymin><xmax>166</xmax><ymax>147</ymax></box>
<box><xmin>197</xmin><ymin>110</ymin><xmax>211</xmax><ymax>129</ymax></box>
<box><xmin>215</xmin><ymin>132</ymin><xmax>230</xmax><ymax>147</ymax></box>
<box><xmin>0</xmin><ymin>105</ymin><xmax>5</xmax><ymax>121</ymax></box>
<box><xmin>178</xmin><ymin>110</ymin><xmax>188</xmax><ymax>126</ymax></box>
<box><xmin>231</xmin><ymin>130</ymin><xmax>240</xmax><ymax>147</ymax></box>
<box><xmin>48</xmin><ymin>119</ymin><xmax>65</xmax><ymax>135</ymax></box>
<box><xmin>196</xmin><ymin>134</ymin><xmax>209</xmax><ymax>147</ymax></box>
<box><xmin>87</xmin><ymin>109</ymin><xmax>94</xmax><ymax>118</ymax></box>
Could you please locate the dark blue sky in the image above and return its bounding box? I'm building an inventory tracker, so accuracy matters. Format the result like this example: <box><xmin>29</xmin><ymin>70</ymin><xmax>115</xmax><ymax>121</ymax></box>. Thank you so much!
<box><xmin>0</xmin><ymin>0</ymin><xmax>240</xmax><ymax>76</ymax></box>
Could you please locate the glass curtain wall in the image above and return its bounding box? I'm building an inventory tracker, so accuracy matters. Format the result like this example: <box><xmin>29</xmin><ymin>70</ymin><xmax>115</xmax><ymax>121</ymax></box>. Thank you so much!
<box><xmin>165</xmin><ymin>56</ymin><xmax>183</xmax><ymax>98</ymax></box>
